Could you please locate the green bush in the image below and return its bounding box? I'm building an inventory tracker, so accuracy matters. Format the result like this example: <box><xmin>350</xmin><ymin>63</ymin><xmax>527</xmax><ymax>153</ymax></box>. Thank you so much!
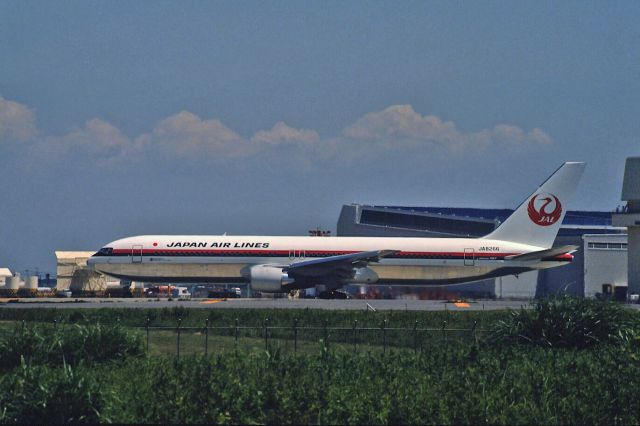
<box><xmin>2</xmin><ymin>347</ymin><xmax>640</xmax><ymax>424</ymax></box>
<box><xmin>0</xmin><ymin>361</ymin><xmax>103</xmax><ymax>424</ymax></box>
<box><xmin>489</xmin><ymin>295</ymin><xmax>639</xmax><ymax>348</ymax></box>
<box><xmin>98</xmin><ymin>348</ymin><xmax>640</xmax><ymax>424</ymax></box>
<box><xmin>0</xmin><ymin>307</ymin><xmax>504</xmax><ymax>349</ymax></box>
<box><xmin>0</xmin><ymin>306</ymin><xmax>505</xmax><ymax>329</ymax></box>
<box><xmin>0</xmin><ymin>323</ymin><xmax>144</xmax><ymax>369</ymax></box>
<box><xmin>2</xmin><ymin>303</ymin><xmax>640</xmax><ymax>423</ymax></box>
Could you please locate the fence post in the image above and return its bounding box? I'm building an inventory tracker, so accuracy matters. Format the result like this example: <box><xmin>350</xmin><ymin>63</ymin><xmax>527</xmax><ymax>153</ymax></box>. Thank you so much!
<box><xmin>204</xmin><ymin>318</ymin><xmax>209</xmax><ymax>356</ymax></box>
<box><xmin>177</xmin><ymin>318</ymin><xmax>182</xmax><ymax>359</ymax></box>
<box><xmin>442</xmin><ymin>320</ymin><xmax>447</xmax><ymax>344</ymax></box>
<box><xmin>382</xmin><ymin>319</ymin><xmax>387</xmax><ymax>354</ymax></box>
<box><xmin>53</xmin><ymin>319</ymin><xmax>57</xmax><ymax>329</ymax></box>
<box><xmin>472</xmin><ymin>320</ymin><xmax>477</xmax><ymax>344</ymax></box>
<box><xmin>353</xmin><ymin>320</ymin><xmax>358</xmax><ymax>352</ymax></box>
<box><xmin>323</xmin><ymin>319</ymin><xmax>328</xmax><ymax>350</ymax></box>
<box><xmin>235</xmin><ymin>318</ymin><xmax>239</xmax><ymax>351</ymax></box>
<box><xmin>146</xmin><ymin>317</ymin><xmax>150</xmax><ymax>353</ymax></box>
<box><xmin>293</xmin><ymin>318</ymin><xmax>298</xmax><ymax>353</ymax></box>
<box><xmin>264</xmin><ymin>318</ymin><xmax>269</xmax><ymax>351</ymax></box>
<box><xmin>413</xmin><ymin>320</ymin><xmax>418</xmax><ymax>354</ymax></box>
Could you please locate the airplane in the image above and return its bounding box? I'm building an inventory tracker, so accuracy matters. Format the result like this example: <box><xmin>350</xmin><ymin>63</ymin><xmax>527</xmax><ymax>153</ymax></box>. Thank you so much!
<box><xmin>88</xmin><ymin>162</ymin><xmax>585</xmax><ymax>296</ymax></box>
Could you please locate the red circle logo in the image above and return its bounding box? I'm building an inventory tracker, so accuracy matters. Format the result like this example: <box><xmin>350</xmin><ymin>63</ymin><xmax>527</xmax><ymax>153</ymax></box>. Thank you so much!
<box><xmin>527</xmin><ymin>193</ymin><xmax>562</xmax><ymax>226</ymax></box>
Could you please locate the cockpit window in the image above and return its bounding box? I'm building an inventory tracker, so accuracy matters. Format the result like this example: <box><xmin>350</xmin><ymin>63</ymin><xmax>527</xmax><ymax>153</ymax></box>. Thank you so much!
<box><xmin>95</xmin><ymin>247</ymin><xmax>113</xmax><ymax>256</ymax></box>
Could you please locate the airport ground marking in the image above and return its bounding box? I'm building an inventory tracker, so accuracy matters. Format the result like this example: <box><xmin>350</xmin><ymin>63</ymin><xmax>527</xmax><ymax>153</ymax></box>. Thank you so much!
<box><xmin>200</xmin><ymin>299</ymin><xmax>225</xmax><ymax>304</ymax></box>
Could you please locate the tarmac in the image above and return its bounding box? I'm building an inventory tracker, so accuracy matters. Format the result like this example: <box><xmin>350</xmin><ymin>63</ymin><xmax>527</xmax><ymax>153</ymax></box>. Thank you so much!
<box><xmin>3</xmin><ymin>297</ymin><xmax>639</xmax><ymax>311</ymax></box>
<box><xmin>0</xmin><ymin>297</ymin><xmax>537</xmax><ymax>311</ymax></box>
<box><xmin>5</xmin><ymin>297</ymin><xmax>640</xmax><ymax>314</ymax></box>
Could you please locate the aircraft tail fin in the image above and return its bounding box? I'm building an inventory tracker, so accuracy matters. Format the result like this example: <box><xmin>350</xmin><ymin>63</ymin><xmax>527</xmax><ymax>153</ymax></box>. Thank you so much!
<box><xmin>482</xmin><ymin>162</ymin><xmax>586</xmax><ymax>248</ymax></box>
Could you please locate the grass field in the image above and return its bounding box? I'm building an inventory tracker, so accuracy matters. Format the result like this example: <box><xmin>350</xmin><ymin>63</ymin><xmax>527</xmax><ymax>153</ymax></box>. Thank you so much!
<box><xmin>0</xmin><ymin>297</ymin><xmax>639</xmax><ymax>424</ymax></box>
<box><xmin>0</xmin><ymin>305</ymin><xmax>504</xmax><ymax>328</ymax></box>
<box><xmin>0</xmin><ymin>318</ymin><xmax>482</xmax><ymax>356</ymax></box>
<box><xmin>144</xmin><ymin>327</ymin><xmax>479</xmax><ymax>356</ymax></box>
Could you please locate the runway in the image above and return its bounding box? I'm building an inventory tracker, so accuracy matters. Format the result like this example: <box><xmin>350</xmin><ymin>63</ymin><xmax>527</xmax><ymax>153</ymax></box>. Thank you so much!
<box><xmin>0</xmin><ymin>297</ymin><xmax>534</xmax><ymax>311</ymax></box>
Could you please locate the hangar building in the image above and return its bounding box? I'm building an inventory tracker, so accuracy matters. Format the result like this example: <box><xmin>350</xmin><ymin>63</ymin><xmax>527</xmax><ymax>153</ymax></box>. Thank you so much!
<box><xmin>0</xmin><ymin>268</ymin><xmax>12</xmax><ymax>286</ymax></box>
<box><xmin>337</xmin><ymin>204</ymin><xmax>623</xmax><ymax>299</ymax></box>
<box><xmin>55</xmin><ymin>251</ymin><xmax>120</xmax><ymax>292</ymax></box>
<box><xmin>613</xmin><ymin>157</ymin><xmax>640</xmax><ymax>296</ymax></box>
<box><xmin>582</xmin><ymin>234</ymin><xmax>628</xmax><ymax>299</ymax></box>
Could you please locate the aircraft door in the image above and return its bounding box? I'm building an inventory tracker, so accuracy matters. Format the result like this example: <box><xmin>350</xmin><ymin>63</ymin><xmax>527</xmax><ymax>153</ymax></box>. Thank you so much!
<box><xmin>464</xmin><ymin>248</ymin><xmax>475</xmax><ymax>266</ymax></box>
<box><xmin>132</xmin><ymin>245</ymin><xmax>143</xmax><ymax>263</ymax></box>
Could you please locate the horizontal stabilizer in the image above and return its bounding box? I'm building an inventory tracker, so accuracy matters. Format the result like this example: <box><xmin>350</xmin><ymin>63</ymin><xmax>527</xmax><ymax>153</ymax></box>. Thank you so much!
<box><xmin>504</xmin><ymin>245</ymin><xmax>578</xmax><ymax>262</ymax></box>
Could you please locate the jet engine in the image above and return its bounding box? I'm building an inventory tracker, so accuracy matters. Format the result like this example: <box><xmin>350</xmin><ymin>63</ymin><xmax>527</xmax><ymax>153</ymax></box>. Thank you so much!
<box><xmin>247</xmin><ymin>265</ymin><xmax>294</xmax><ymax>293</ymax></box>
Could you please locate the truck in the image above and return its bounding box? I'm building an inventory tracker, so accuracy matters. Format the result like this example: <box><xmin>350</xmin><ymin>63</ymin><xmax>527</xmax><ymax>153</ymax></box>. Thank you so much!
<box><xmin>171</xmin><ymin>286</ymin><xmax>191</xmax><ymax>300</ymax></box>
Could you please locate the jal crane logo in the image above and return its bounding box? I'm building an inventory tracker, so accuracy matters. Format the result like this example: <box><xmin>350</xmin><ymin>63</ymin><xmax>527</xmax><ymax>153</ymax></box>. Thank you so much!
<box><xmin>527</xmin><ymin>193</ymin><xmax>562</xmax><ymax>226</ymax></box>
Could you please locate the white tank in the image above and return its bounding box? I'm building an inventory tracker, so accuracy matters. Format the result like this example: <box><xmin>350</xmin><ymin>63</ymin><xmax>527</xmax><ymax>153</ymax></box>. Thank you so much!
<box><xmin>6</xmin><ymin>276</ymin><xmax>22</xmax><ymax>290</ymax></box>
<box><xmin>25</xmin><ymin>276</ymin><xmax>38</xmax><ymax>290</ymax></box>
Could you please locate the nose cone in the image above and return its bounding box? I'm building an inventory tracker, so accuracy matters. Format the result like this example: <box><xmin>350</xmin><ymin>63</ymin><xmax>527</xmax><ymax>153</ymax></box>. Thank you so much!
<box><xmin>86</xmin><ymin>250</ymin><xmax>111</xmax><ymax>272</ymax></box>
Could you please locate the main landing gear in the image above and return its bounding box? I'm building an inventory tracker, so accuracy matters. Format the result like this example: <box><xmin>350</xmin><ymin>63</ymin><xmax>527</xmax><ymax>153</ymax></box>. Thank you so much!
<box><xmin>317</xmin><ymin>290</ymin><xmax>350</xmax><ymax>300</ymax></box>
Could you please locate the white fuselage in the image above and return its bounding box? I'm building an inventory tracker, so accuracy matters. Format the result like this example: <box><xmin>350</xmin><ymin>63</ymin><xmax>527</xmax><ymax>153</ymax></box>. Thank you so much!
<box><xmin>87</xmin><ymin>235</ymin><xmax>571</xmax><ymax>286</ymax></box>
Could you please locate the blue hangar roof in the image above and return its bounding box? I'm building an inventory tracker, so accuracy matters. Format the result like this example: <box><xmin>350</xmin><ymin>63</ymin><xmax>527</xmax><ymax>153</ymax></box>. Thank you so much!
<box><xmin>369</xmin><ymin>206</ymin><xmax>615</xmax><ymax>228</ymax></box>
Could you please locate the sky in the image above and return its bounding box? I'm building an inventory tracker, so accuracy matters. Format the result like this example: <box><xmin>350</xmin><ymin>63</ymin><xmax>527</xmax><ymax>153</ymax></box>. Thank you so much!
<box><xmin>1</xmin><ymin>1</ymin><xmax>639</xmax><ymax>274</ymax></box>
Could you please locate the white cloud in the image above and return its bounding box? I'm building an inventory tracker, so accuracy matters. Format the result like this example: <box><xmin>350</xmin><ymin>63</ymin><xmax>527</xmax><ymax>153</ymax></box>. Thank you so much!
<box><xmin>251</xmin><ymin>121</ymin><xmax>320</xmax><ymax>145</ymax></box>
<box><xmin>136</xmin><ymin>111</ymin><xmax>245</xmax><ymax>157</ymax></box>
<box><xmin>0</xmin><ymin>96</ymin><xmax>38</xmax><ymax>142</ymax></box>
<box><xmin>344</xmin><ymin>105</ymin><xmax>458</xmax><ymax>144</ymax></box>
<box><xmin>342</xmin><ymin>104</ymin><xmax>553</xmax><ymax>150</ymax></box>
<box><xmin>63</xmin><ymin>119</ymin><xmax>130</xmax><ymax>150</ymax></box>
<box><xmin>1</xmin><ymin>96</ymin><xmax>554</xmax><ymax>169</ymax></box>
<box><xmin>478</xmin><ymin>124</ymin><xmax>553</xmax><ymax>146</ymax></box>
<box><xmin>26</xmin><ymin>118</ymin><xmax>133</xmax><ymax>166</ymax></box>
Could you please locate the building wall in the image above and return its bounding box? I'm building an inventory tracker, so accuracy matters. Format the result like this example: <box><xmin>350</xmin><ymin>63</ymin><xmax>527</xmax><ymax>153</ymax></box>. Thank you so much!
<box><xmin>535</xmin><ymin>235</ymin><xmax>586</xmax><ymax>297</ymax></box>
<box><xmin>55</xmin><ymin>251</ymin><xmax>103</xmax><ymax>291</ymax></box>
<box><xmin>583</xmin><ymin>234</ymin><xmax>628</xmax><ymax>298</ymax></box>
<box><xmin>337</xmin><ymin>204</ymin><xmax>502</xmax><ymax>238</ymax></box>
<box><xmin>0</xmin><ymin>268</ymin><xmax>11</xmax><ymax>286</ymax></box>
<box><xmin>630</xmin><ymin>229</ymin><xmax>640</xmax><ymax>295</ymax></box>
<box><xmin>337</xmin><ymin>204</ymin><xmax>452</xmax><ymax>238</ymax></box>
<box><xmin>495</xmin><ymin>272</ymin><xmax>538</xmax><ymax>300</ymax></box>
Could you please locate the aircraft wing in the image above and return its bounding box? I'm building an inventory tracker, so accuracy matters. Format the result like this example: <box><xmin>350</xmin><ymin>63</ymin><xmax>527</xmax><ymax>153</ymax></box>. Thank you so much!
<box><xmin>504</xmin><ymin>245</ymin><xmax>578</xmax><ymax>262</ymax></box>
<box><xmin>283</xmin><ymin>250</ymin><xmax>398</xmax><ymax>278</ymax></box>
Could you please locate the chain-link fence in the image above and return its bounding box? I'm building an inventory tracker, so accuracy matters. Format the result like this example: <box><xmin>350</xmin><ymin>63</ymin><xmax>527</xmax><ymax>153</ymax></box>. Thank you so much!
<box><xmin>138</xmin><ymin>318</ymin><xmax>488</xmax><ymax>357</ymax></box>
<box><xmin>0</xmin><ymin>318</ymin><xmax>489</xmax><ymax>357</ymax></box>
